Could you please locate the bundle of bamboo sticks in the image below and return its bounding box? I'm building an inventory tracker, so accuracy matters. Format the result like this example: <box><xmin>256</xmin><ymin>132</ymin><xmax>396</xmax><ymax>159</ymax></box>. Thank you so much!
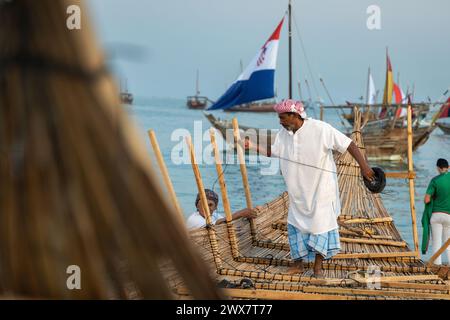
<box><xmin>0</xmin><ymin>0</ymin><xmax>220</xmax><ymax>299</ymax></box>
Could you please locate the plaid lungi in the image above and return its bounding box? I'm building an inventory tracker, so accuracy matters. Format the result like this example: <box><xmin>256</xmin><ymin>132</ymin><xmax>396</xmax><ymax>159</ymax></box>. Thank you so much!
<box><xmin>287</xmin><ymin>223</ymin><xmax>340</xmax><ymax>262</ymax></box>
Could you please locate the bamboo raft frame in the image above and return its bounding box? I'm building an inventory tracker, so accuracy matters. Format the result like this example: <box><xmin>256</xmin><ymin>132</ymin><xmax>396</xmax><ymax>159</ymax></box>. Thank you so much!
<box><xmin>159</xmin><ymin>107</ymin><xmax>450</xmax><ymax>300</ymax></box>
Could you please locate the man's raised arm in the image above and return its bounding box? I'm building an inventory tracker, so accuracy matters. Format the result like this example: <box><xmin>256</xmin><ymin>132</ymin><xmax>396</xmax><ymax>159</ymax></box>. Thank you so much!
<box><xmin>347</xmin><ymin>141</ymin><xmax>375</xmax><ymax>181</ymax></box>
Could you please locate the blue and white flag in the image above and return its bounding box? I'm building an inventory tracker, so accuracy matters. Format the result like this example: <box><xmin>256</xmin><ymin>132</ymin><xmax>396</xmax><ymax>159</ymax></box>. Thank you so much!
<box><xmin>208</xmin><ymin>18</ymin><xmax>284</xmax><ymax>110</ymax></box>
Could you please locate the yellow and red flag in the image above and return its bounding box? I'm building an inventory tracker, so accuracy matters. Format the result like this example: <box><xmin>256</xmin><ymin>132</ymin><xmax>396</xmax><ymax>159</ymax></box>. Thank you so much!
<box><xmin>382</xmin><ymin>50</ymin><xmax>394</xmax><ymax>105</ymax></box>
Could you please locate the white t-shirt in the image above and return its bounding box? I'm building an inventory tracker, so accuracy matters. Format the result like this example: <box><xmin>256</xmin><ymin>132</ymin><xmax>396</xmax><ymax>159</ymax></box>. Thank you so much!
<box><xmin>186</xmin><ymin>211</ymin><xmax>224</xmax><ymax>229</ymax></box>
<box><xmin>271</xmin><ymin>118</ymin><xmax>352</xmax><ymax>234</ymax></box>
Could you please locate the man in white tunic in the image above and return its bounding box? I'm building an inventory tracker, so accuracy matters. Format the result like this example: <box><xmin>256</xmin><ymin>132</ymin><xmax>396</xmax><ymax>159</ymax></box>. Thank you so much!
<box><xmin>246</xmin><ymin>99</ymin><xmax>374</xmax><ymax>277</ymax></box>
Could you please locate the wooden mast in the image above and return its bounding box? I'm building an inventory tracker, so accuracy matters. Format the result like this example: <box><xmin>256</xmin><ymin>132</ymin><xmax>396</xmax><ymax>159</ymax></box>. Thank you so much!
<box><xmin>365</xmin><ymin>67</ymin><xmax>371</xmax><ymax>105</ymax></box>
<box><xmin>196</xmin><ymin>69</ymin><xmax>200</xmax><ymax>96</ymax></box>
<box><xmin>288</xmin><ymin>0</ymin><xmax>292</xmax><ymax>99</ymax></box>
<box><xmin>297</xmin><ymin>80</ymin><xmax>303</xmax><ymax>101</ymax></box>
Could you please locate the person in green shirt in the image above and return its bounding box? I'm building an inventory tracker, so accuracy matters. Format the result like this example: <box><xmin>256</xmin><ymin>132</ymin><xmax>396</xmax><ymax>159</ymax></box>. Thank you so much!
<box><xmin>424</xmin><ymin>158</ymin><xmax>450</xmax><ymax>265</ymax></box>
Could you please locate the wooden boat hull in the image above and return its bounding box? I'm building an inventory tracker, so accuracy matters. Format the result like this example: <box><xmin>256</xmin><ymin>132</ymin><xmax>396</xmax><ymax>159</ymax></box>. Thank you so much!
<box><xmin>224</xmin><ymin>102</ymin><xmax>276</xmax><ymax>112</ymax></box>
<box><xmin>363</xmin><ymin>126</ymin><xmax>435</xmax><ymax>161</ymax></box>
<box><xmin>436</xmin><ymin>121</ymin><xmax>450</xmax><ymax>134</ymax></box>
<box><xmin>343</xmin><ymin>104</ymin><xmax>430</xmax><ymax>126</ymax></box>
<box><xmin>204</xmin><ymin>113</ymin><xmax>277</xmax><ymax>150</ymax></box>
<box><xmin>187</xmin><ymin>102</ymin><xmax>207</xmax><ymax>110</ymax></box>
<box><xmin>120</xmin><ymin>93</ymin><xmax>133</xmax><ymax>105</ymax></box>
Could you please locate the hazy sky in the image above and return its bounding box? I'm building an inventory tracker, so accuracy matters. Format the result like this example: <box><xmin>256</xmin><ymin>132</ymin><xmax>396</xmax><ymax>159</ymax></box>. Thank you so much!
<box><xmin>88</xmin><ymin>0</ymin><xmax>450</xmax><ymax>104</ymax></box>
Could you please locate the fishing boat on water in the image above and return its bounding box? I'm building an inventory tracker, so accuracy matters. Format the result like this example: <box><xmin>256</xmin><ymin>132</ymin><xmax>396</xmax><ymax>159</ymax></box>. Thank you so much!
<box><xmin>312</xmin><ymin>50</ymin><xmax>439</xmax><ymax>161</ymax></box>
<box><xmin>120</xmin><ymin>91</ymin><xmax>134</xmax><ymax>105</ymax></box>
<box><xmin>120</xmin><ymin>78</ymin><xmax>134</xmax><ymax>105</ymax></box>
<box><xmin>204</xmin><ymin>112</ymin><xmax>276</xmax><ymax>150</ymax></box>
<box><xmin>187</xmin><ymin>69</ymin><xmax>209</xmax><ymax>109</ymax></box>
<box><xmin>435</xmin><ymin>97</ymin><xmax>450</xmax><ymax>134</ymax></box>
<box><xmin>164</xmin><ymin>109</ymin><xmax>450</xmax><ymax>300</ymax></box>
<box><xmin>224</xmin><ymin>100</ymin><xmax>277</xmax><ymax>112</ymax></box>
<box><xmin>337</xmin><ymin>59</ymin><xmax>432</xmax><ymax>127</ymax></box>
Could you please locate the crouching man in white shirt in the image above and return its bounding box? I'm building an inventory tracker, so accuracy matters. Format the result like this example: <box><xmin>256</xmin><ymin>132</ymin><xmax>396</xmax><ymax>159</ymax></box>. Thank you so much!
<box><xmin>186</xmin><ymin>189</ymin><xmax>258</xmax><ymax>229</ymax></box>
<box><xmin>246</xmin><ymin>99</ymin><xmax>375</xmax><ymax>278</ymax></box>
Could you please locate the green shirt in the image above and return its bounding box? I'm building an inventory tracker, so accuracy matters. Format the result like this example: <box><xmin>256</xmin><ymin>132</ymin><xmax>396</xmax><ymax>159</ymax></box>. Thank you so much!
<box><xmin>426</xmin><ymin>172</ymin><xmax>450</xmax><ymax>214</ymax></box>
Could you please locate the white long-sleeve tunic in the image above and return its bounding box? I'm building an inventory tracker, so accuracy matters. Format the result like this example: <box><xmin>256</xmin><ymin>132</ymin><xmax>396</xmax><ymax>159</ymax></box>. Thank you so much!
<box><xmin>271</xmin><ymin>119</ymin><xmax>352</xmax><ymax>234</ymax></box>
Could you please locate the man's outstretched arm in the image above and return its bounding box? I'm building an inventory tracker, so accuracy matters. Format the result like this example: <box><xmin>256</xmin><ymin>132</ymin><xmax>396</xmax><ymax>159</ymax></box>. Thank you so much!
<box><xmin>346</xmin><ymin>141</ymin><xmax>375</xmax><ymax>181</ymax></box>
<box><xmin>216</xmin><ymin>207</ymin><xmax>259</xmax><ymax>225</ymax></box>
<box><xmin>244</xmin><ymin>137</ymin><xmax>271</xmax><ymax>157</ymax></box>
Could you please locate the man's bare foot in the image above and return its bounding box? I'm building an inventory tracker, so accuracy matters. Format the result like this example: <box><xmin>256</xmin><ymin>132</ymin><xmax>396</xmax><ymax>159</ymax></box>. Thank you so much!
<box><xmin>313</xmin><ymin>254</ymin><xmax>324</xmax><ymax>278</ymax></box>
<box><xmin>287</xmin><ymin>260</ymin><xmax>304</xmax><ymax>274</ymax></box>
<box><xmin>313</xmin><ymin>270</ymin><xmax>324</xmax><ymax>278</ymax></box>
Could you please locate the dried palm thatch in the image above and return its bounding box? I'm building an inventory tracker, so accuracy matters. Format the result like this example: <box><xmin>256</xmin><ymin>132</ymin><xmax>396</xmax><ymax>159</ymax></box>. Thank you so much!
<box><xmin>0</xmin><ymin>0</ymin><xmax>221</xmax><ymax>299</ymax></box>
<box><xmin>167</xmin><ymin>109</ymin><xmax>450</xmax><ymax>300</ymax></box>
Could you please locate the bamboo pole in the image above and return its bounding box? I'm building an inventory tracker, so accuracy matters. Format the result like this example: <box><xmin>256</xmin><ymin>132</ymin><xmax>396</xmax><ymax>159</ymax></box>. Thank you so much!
<box><xmin>218</xmin><ymin>264</ymin><xmax>435</xmax><ymax>279</ymax></box>
<box><xmin>177</xmin><ymin>287</ymin><xmax>352</xmax><ymax>300</ymax></box>
<box><xmin>350</xmin><ymin>274</ymin><xmax>440</xmax><ymax>284</ymax></box>
<box><xmin>209</xmin><ymin>128</ymin><xmax>240</xmax><ymax>259</ymax></box>
<box><xmin>320</xmin><ymin>104</ymin><xmax>324</xmax><ymax>121</ymax></box>
<box><xmin>236</xmin><ymin>251</ymin><xmax>417</xmax><ymax>265</ymax></box>
<box><xmin>339</xmin><ymin>237</ymin><xmax>407</xmax><ymax>247</ymax></box>
<box><xmin>427</xmin><ymin>238</ymin><xmax>450</xmax><ymax>267</ymax></box>
<box><xmin>334</xmin><ymin>251</ymin><xmax>417</xmax><ymax>260</ymax></box>
<box><xmin>390</xmin><ymin>105</ymin><xmax>400</xmax><ymax>129</ymax></box>
<box><xmin>302</xmin><ymin>285</ymin><xmax>450</xmax><ymax>300</ymax></box>
<box><xmin>340</xmin><ymin>217</ymin><xmax>393</xmax><ymax>224</ymax></box>
<box><xmin>185</xmin><ymin>136</ymin><xmax>223</xmax><ymax>270</ymax></box>
<box><xmin>407</xmin><ymin>105</ymin><xmax>420</xmax><ymax>256</ymax></box>
<box><xmin>385</xmin><ymin>172</ymin><xmax>416</xmax><ymax>179</ymax></box>
<box><xmin>254</xmin><ymin>237</ymin><xmax>407</xmax><ymax>249</ymax></box>
<box><xmin>273</xmin><ymin>221</ymin><xmax>395</xmax><ymax>240</ymax></box>
<box><xmin>231</xmin><ymin>118</ymin><xmax>257</xmax><ymax>240</ymax></box>
<box><xmin>148</xmin><ymin>130</ymin><xmax>185</xmax><ymax>226</ymax></box>
<box><xmin>253</xmin><ymin>281</ymin><xmax>449</xmax><ymax>293</ymax></box>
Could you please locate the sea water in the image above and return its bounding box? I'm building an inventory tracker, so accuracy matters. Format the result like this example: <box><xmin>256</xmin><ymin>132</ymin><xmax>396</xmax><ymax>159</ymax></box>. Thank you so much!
<box><xmin>128</xmin><ymin>97</ymin><xmax>450</xmax><ymax>262</ymax></box>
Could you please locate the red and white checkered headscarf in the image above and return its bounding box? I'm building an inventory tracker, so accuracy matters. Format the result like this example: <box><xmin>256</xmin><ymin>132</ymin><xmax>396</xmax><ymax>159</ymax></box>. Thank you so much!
<box><xmin>273</xmin><ymin>99</ymin><xmax>307</xmax><ymax>118</ymax></box>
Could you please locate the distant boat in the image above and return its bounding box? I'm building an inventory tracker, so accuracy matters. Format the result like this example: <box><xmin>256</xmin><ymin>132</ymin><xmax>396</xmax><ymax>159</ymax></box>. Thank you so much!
<box><xmin>120</xmin><ymin>78</ymin><xmax>133</xmax><ymax>105</ymax></box>
<box><xmin>224</xmin><ymin>101</ymin><xmax>276</xmax><ymax>112</ymax></box>
<box><xmin>120</xmin><ymin>92</ymin><xmax>134</xmax><ymax>105</ymax></box>
<box><xmin>187</xmin><ymin>69</ymin><xmax>209</xmax><ymax>109</ymax></box>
